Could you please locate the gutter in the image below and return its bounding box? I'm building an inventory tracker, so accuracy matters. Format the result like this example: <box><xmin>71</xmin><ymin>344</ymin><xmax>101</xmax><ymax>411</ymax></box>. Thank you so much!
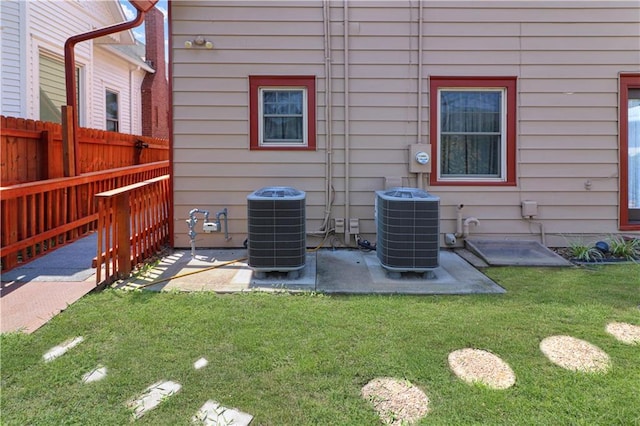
<box><xmin>64</xmin><ymin>8</ymin><xmax>147</xmax><ymax>176</ymax></box>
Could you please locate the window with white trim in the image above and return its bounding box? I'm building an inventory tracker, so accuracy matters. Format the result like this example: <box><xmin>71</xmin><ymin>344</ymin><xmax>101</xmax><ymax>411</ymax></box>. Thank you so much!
<box><xmin>259</xmin><ymin>87</ymin><xmax>307</xmax><ymax>146</ymax></box>
<box><xmin>249</xmin><ymin>76</ymin><xmax>316</xmax><ymax>151</ymax></box>
<box><xmin>430</xmin><ymin>77</ymin><xmax>517</xmax><ymax>186</ymax></box>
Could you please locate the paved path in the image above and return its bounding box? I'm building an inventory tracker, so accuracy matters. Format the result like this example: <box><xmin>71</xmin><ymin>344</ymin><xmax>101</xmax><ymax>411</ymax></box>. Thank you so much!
<box><xmin>1</xmin><ymin>234</ymin><xmax>97</xmax><ymax>334</ymax></box>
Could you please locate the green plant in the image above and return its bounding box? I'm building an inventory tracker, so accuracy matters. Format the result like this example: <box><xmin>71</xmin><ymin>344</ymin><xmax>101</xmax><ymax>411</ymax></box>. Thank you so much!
<box><xmin>569</xmin><ymin>241</ymin><xmax>604</xmax><ymax>262</ymax></box>
<box><xmin>607</xmin><ymin>236</ymin><xmax>640</xmax><ymax>260</ymax></box>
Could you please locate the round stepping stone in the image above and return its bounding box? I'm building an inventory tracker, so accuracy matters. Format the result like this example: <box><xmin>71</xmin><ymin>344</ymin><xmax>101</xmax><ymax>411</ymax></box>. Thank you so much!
<box><xmin>448</xmin><ymin>348</ymin><xmax>516</xmax><ymax>389</ymax></box>
<box><xmin>361</xmin><ymin>377</ymin><xmax>429</xmax><ymax>425</ymax></box>
<box><xmin>605</xmin><ymin>322</ymin><xmax>640</xmax><ymax>345</ymax></box>
<box><xmin>540</xmin><ymin>335</ymin><xmax>610</xmax><ymax>373</ymax></box>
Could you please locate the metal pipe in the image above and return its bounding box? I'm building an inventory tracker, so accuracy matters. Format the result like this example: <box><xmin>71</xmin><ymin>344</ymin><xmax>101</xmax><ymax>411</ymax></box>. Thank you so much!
<box><xmin>64</xmin><ymin>9</ymin><xmax>146</xmax><ymax>175</ymax></box>
<box><xmin>343</xmin><ymin>0</ymin><xmax>351</xmax><ymax>245</ymax></box>
<box><xmin>215</xmin><ymin>208</ymin><xmax>230</xmax><ymax>241</ymax></box>
<box><xmin>416</xmin><ymin>0</ymin><xmax>424</xmax><ymax>190</ymax></box>
<box><xmin>320</xmin><ymin>0</ymin><xmax>334</xmax><ymax>234</ymax></box>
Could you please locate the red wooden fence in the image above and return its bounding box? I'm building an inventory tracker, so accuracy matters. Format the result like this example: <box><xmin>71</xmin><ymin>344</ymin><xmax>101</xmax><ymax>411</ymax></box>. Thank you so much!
<box><xmin>1</xmin><ymin>115</ymin><xmax>169</xmax><ymax>185</ymax></box>
<box><xmin>0</xmin><ymin>161</ymin><xmax>170</xmax><ymax>272</ymax></box>
<box><xmin>95</xmin><ymin>175</ymin><xmax>171</xmax><ymax>285</ymax></box>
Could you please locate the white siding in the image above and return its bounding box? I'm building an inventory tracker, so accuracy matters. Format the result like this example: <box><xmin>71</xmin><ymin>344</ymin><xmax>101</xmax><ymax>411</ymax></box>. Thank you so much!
<box><xmin>171</xmin><ymin>1</ymin><xmax>640</xmax><ymax>248</ymax></box>
<box><xmin>0</xmin><ymin>0</ymin><xmax>145</xmax><ymax>133</ymax></box>
<box><xmin>1</xmin><ymin>0</ymin><xmax>25</xmax><ymax>116</ymax></box>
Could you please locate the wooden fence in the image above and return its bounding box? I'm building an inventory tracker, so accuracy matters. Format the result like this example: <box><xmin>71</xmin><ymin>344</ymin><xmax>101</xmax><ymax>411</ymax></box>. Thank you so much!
<box><xmin>1</xmin><ymin>115</ymin><xmax>169</xmax><ymax>185</ymax></box>
<box><xmin>95</xmin><ymin>175</ymin><xmax>171</xmax><ymax>285</ymax></box>
<box><xmin>0</xmin><ymin>161</ymin><xmax>170</xmax><ymax>272</ymax></box>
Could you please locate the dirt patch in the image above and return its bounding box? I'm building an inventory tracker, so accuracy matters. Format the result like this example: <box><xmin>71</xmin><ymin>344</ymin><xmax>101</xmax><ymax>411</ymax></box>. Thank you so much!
<box><xmin>540</xmin><ymin>335</ymin><xmax>610</xmax><ymax>373</ymax></box>
<box><xmin>448</xmin><ymin>348</ymin><xmax>516</xmax><ymax>389</ymax></box>
<box><xmin>605</xmin><ymin>322</ymin><xmax>640</xmax><ymax>345</ymax></box>
<box><xmin>361</xmin><ymin>377</ymin><xmax>429</xmax><ymax>425</ymax></box>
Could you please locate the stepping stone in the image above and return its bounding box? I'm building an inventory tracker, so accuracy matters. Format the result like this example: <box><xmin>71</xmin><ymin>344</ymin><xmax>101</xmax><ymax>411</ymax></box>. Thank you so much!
<box><xmin>82</xmin><ymin>365</ymin><xmax>108</xmax><ymax>383</ymax></box>
<box><xmin>127</xmin><ymin>380</ymin><xmax>181</xmax><ymax>419</ymax></box>
<box><xmin>361</xmin><ymin>377</ymin><xmax>429</xmax><ymax>425</ymax></box>
<box><xmin>448</xmin><ymin>348</ymin><xmax>516</xmax><ymax>389</ymax></box>
<box><xmin>540</xmin><ymin>335</ymin><xmax>610</xmax><ymax>373</ymax></box>
<box><xmin>192</xmin><ymin>400</ymin><xmax>253</xmax><ymax>426</ymax></box>
<box><xmin>43</xmin><ymin>336</ymin><xmax>84</xmax><ymax>362</ymax></box>
<box><xmin>194</xmin><ymin>357</ymin><xmax>209</xmax><ymax>370</ymax></box>
<box><xmin>605</xmin><ymin>322</ymin><xmax>640</xmax><ymax>345</ymax></box>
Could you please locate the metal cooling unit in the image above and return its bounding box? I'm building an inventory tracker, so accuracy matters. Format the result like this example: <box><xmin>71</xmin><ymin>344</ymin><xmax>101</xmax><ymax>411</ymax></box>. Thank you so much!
<box><xmin>375</xmin><ymin>187</ymin><xmax>440</xmax><ymax>274</ymax></box>
<box><xmin>247</xmin><ymin>186</ymin><xmax>306</xmax><ymax>277</ymax></box>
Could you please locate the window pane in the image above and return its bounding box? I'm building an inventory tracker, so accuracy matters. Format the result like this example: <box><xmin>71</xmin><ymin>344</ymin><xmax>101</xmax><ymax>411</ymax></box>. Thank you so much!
<box><xmin>440</xmin><ymin>89</ymin><xmax>503</xmax><ymax>178</ymax></box>
<box><xmin>628</xmin><ymin>90</ymin><xmax>640</xmax><ymax>211</ymax></box>
<box><xmin>441</xmin><ymin>91</ymin><xmax>501</xmax><ymax>133</ymax></box>
<box><xmin>106</xmin><ymin>91</ymin><xmax>118</xmax><ymax>120</ymax></box>
<box><xmin>441</xmin><ymin>134</ymin><xmax>501</xmax><ymax>176</ymax></box>
<box><xmin>261</xmin><ymin>88</ymin><xmax>305</xmax><ymax>144</ymax></box>
<box><xmin>264</xmin><ymin>116</ymin><xmax>303</xmax><ymax>142</ymax></box>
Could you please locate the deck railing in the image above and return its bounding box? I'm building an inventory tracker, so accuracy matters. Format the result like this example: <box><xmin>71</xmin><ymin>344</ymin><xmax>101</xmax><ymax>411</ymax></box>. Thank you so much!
<box><xmin>0</xmin><ymin>161</ymin><xmax>170</xmax><ymax>272</ymax></box>
<box><xmin>94</xmin><ymin>175</ymin><xmax>171</xmax><ymax>286</ymax></box>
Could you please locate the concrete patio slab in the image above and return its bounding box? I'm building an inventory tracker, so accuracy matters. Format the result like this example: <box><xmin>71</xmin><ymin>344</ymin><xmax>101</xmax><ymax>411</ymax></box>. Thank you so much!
<box><xmin>118</xmin><ymin>248</ymin><xmax>504</xmax><ymax>295</ymax></box>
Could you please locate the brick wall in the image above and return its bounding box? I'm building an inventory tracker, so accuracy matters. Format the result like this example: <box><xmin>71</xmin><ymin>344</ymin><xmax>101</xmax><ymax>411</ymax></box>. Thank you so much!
<box><xmin>141</xmin><ymin>8</ymin><xmax>169</xmax><ymax>139</ymax></box>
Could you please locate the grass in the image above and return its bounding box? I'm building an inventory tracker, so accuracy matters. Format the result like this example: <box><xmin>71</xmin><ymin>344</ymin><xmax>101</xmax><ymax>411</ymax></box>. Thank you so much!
<box><xmin>1</xmin><ymin>264</ymin><xmax>639</xmax><ymax>425</ymax></box>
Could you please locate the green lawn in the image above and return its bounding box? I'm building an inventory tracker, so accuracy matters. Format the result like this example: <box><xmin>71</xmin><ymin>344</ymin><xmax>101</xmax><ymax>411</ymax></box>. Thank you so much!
<box><xmin>1</xmin><ymin>264</ymin><xmax>639</xmax><ymax>425</ymax></box>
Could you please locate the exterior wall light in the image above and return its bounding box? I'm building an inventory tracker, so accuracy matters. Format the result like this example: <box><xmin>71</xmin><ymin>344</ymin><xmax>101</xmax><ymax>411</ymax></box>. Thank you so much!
<box><xmin>185</xmin><ymin>36</ymin><xmax>213</xmax><ymax>49</ymax></box>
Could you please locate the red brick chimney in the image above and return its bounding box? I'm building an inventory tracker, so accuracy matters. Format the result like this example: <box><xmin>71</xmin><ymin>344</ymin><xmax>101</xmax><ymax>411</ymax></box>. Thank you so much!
<box><xmin>141</xmin><ymin>7</ymin><xmax>169</xmax><ymax>139</ymax></box>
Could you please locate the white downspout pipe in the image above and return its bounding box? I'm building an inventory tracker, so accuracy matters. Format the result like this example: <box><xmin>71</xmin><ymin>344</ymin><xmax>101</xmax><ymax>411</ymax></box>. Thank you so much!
<box><xmin>343</xmin><ymin>0</ymin><xmax>351</xmax><ymax>244</ymax></box>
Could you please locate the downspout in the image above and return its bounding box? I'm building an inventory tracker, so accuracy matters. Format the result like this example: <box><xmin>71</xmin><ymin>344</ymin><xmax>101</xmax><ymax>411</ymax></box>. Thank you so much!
<box><xmin>343</xmin><ymin>0</ymin><xmax>351</xmax><ymax>244</ymax></box>
<box><xmin>416</xmin><ymin>0</ymin><xmax>424</xmax><ymax>189</ymax></box>
<box><xmin>64</xmin><ymin>8</ymin><xmax>146</xmax><ymax>175</ymax></box>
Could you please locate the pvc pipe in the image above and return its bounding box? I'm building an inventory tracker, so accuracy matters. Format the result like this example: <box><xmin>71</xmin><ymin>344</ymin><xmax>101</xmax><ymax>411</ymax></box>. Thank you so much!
<box><xmin>463</xmin><ymin>217</ymin><xmax>480</xmax><ymax>238</ymax></box>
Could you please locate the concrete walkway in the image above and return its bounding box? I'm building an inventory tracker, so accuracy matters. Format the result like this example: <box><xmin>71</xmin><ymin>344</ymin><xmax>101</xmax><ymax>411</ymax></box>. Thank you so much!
<box><xmin>1</xmin><ymin>233</ymin><xmax>504</xmax><ymax>334</ymax></box>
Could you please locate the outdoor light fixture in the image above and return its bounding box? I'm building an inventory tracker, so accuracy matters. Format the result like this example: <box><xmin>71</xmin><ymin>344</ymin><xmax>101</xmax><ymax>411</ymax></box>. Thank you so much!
<box><xmin>185</xmin><ymin>35</ymin><xmax>213</xmax><ymax>49</ymax></box>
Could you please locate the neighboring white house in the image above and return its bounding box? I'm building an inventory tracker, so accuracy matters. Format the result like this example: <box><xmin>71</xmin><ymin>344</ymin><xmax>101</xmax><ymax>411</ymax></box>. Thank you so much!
<box><xmin>0</xmin><ymin>0</ymin><xmax>154</xmax><ymax>134</ymax></box>
<box><xmin>170</xmin><ymin>0</ymin><xmax>640</xmax><ymax>250</ymax></box>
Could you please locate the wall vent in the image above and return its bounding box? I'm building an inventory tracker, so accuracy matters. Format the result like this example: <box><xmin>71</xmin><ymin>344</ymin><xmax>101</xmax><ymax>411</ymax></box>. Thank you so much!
<box><xmin>247</xmin><ymin>186</ymin><xmax>306</xmax><ymax>273</ymax></box>
<box><xmin>375</xmin><ymin>187</ymin><xmax>440</xmax><ymax>272</ymax></box>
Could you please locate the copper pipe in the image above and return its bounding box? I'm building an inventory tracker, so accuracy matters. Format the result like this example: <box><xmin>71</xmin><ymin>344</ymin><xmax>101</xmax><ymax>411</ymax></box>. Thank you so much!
<box><xmin>64</xmin><ymin>9</ymin><xmax>145</xmax><ymax>175</ymax></box>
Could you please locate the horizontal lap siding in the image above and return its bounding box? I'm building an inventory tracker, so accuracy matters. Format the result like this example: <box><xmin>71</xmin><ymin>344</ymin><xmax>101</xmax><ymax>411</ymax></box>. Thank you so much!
<box><xmin>172</xmin><ymin>1</ymin><xmax>640</xmax><ymax>248</ymax></box>
<box><xmin>172</xmin><ymin>2</ymin><xmax>327</xmax><ymax>247</ymax></box>
<box><xmin>422</xmin><ymin>2</ymin><xmax>639</xmax><ymax>243</ymax></box>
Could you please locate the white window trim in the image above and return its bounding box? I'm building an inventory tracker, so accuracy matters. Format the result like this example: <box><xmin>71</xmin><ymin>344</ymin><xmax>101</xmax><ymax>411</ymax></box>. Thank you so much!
<box><xmin>258</xmin><ymin>86</ymin><xmax>308</xmax><ymax>147</ymax></box>
<box><xmin>436</xmin><ymin>87</ymin><xmax>508</xmax><ymax>182</ymax></box>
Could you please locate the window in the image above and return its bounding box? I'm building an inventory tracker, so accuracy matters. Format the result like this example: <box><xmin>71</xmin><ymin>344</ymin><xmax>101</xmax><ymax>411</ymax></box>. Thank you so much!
<box><xmin>429</xmin><ymin>77</ymin><xmax>516</xmax><ymax>186</ymax></box>
<box><xmin>249</xmin><ymin>76</ymin><xmax>316</xmax><ymax>150</ymax></box>
<box><xmin>620</xmin><ymin>73</ymin><xmax>640</xmax><ymax>230</ymax></box>
<box><xmin>105</xmin><ymin>90</ymin><xmax>119</xmax><ymax>132</ymax></box>
<box><xmin>39</xmin><ymin>54</ymin><xmax>81</xmax><ymax>124</ymax></box>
